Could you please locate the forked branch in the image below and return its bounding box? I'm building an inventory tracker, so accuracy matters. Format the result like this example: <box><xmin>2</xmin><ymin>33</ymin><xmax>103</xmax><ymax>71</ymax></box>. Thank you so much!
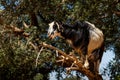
<box><xmin>41</xmin><ymin>42</ymin><xmax>102</xmax><ymax>80</ymax></box>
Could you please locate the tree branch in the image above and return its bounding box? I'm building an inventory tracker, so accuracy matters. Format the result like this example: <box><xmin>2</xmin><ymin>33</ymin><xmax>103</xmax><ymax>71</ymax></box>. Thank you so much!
<box><xmin>41</xmin><ymin>42</ymin><xmax>102</xmax><ymax>80</ymax></box>
<box><xmin>35</xmin><ymin>47</ymin><xmax>44</xmax><ymax>67</ymax></box>
<box><xmin>4</xmin><ymin>24</ymin><xmax>30</xmax><ymax>37</ymax></box>
<box><xmin>24</xmin><ymin>39</ymin><xmax>103</xmax><ymax>80</ymax></box>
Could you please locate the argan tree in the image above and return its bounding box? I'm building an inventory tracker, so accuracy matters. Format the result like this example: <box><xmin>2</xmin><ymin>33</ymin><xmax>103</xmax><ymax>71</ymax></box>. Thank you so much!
<box><xmin>0</xmin><ymin>0</ymin><xmax>120</xmax><ymax>80</ymax></box>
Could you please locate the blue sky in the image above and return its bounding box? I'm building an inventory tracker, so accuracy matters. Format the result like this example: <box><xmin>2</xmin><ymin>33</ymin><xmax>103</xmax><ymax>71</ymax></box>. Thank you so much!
<box><xmin>100</xmin><ymin>48</ymin><xmax>115</xmax><ymax>69</ymax></box>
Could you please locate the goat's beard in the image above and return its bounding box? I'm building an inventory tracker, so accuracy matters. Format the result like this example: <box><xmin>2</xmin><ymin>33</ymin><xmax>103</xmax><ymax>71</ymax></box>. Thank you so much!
<box><xmin>48</xmin><ymin>32</ymin><xmax>62</xmax><ymax>40</ymax></box>
<box><xmin>48</xmin><ymin>35</ymin><xmax>56</xmax><ymax>39</ymax></box>
<box><xmin>48</xmin><ymin>33</ymin><xmax>58</xmax><ymax>39</ymax></box>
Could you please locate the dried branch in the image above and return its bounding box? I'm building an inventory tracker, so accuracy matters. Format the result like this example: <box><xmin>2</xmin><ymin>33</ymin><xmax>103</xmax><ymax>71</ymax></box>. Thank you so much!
<box><xmin>23</xmin><ymin>21</ymin><xmax>29</xmax><ymax>28</ymax></box>
<box><xmin>114</xmin><ymin>11</ymin><xmax>120</xmax><ymax>15</ymax></box>
<box><xmin>4</xmin><ymin>24</ymin><xmax>30</xmax><ymax>37</ymax></box>
<box><xmin>29</xmin><ymin>42</ymin><xmax>38</xmax><ymax>50</ymax></box>
<box><xmin>10</xmin><ymin>24</ymin><xmax>24</xmax><ymax>34</ymax></box>
<box><xmin>35</xmin><ymin>47</ymin><xmax>44</xmax><ymax>67</ymax></box>
<box><xmin>25</xmin><ymin>40</ymin><xmax>103</xmax><ymax>80</ymax></box>
<box><xmin>41</xmin><ymin>42</ymin><xmax>102</xmax><ymax>80</ymax></box>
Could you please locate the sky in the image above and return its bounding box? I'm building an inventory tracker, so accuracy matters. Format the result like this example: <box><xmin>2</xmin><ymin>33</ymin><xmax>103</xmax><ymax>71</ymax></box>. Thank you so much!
<box><xmin>100</xmin><ymin>48</ymin><xmax>115</xmax><ymax>69</ymax></box>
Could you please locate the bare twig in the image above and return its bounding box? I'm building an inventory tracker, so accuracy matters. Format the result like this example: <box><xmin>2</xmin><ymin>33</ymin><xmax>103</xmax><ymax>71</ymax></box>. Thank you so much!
<box><xmin>35</xmin><ymin>47</ymin><xmax>44</xmax><ymax>67</ymax></box>
<box><xmin>29</xmin><ymin>42</ymin><xmax>38</xmax><ymax>50</ymax></box>
<box><xmin>3</xmin><ymin>24</ymin><xmax>30</xmax><ymax>37</ymax></box>
<box><xmin>23</xmin><ymin>21</ymin><xmax>29</xmax><ymax>28</ymax></box>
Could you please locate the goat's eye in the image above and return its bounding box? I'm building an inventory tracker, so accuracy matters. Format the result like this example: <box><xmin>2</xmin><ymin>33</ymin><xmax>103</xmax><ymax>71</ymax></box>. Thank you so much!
<box><xmin>53</xmin><ymin>24</ymin><xmax>57</xmax><ymax>29</ymax></box>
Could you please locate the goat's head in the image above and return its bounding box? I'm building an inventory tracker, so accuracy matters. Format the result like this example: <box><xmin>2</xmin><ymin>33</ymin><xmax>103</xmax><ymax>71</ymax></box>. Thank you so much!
<box><xmin>48</xmin><ymin>21</ymin><xmax>63</xmax><ymax>39</ymax></box>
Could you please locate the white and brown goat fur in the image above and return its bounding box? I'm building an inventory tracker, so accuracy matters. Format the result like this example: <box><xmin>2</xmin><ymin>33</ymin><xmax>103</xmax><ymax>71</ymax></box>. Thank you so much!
<box><xmin>47</xmin><ymin>21</ymin><xmax>104</xmax><ymax>73</ymax></box>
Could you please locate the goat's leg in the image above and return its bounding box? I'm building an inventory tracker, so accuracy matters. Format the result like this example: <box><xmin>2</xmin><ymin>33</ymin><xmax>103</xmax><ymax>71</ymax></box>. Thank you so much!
<box><xmin>94</xmin><ymin>59</ymin><xmax>100</xmax><ymax>74</ymax></box>
<box><xmin>83</xmin><ymin>55</ymin><xmax>89</xmax><ymax>69</ymax></box>
<box><xmin>80</xmin><ymin>47</ymin><xmax>89</xmax><ymax>69</ymax></box>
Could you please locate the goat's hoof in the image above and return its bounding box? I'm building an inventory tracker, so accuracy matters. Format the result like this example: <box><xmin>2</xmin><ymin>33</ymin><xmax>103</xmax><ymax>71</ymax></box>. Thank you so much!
<box><xmin>83</xmin><ymin>63</ymin><xmax>89</xmax><ymax>69</ymax></box>
<box><xmin>66</xmin><ymin>68</ymin><xmax>71</xmax><ymax>74</ymax></box>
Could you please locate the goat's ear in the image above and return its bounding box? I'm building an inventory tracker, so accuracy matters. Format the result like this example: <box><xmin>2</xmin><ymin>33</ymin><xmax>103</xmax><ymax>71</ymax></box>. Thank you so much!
<box><xmin>55</xmin><ymin>20</ymin><xmax>63</xmax><ymax>25</ymax></box>
<box><xmin>58</xmin><ymin>21</ymin><xmax>63</xmax><ymax>25</ymax></box>
<box><xmin>57</xmin><ymin>25</ymin><xmax>63</xmax><ymax>32</ymax></box>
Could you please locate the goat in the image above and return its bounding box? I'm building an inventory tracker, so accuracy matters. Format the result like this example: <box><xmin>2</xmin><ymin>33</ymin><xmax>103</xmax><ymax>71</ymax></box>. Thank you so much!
<box><xmin>47</xmin><ymin>21</ymin><xmax>104</xmax><ymax>73</ymax></box>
